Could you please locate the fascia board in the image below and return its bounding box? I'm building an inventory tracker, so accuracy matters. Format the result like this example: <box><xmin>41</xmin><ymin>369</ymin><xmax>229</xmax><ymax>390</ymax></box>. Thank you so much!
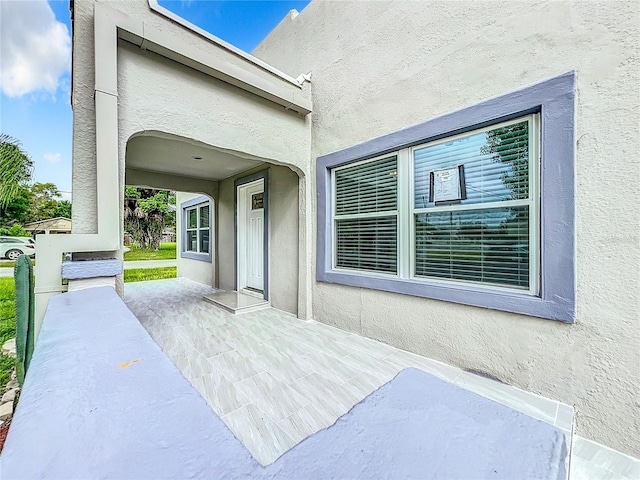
<box><xmin>146</xmin><ymin>0</ymin><xmax>302</xmax><ymax>88</ymax></box>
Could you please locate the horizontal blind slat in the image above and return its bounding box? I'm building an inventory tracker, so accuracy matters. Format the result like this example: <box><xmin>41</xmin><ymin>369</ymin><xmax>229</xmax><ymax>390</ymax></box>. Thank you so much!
<box><xmin>336</xmin><ymin>156</ymin><xmax>398</xmax><ymax>215</ymax></box>
<box><xmin>414</xmin><ymin>120</ymin><xmax>530</xmax><ymax>207</ymax></box>
<box><xmin>415</xmin><ymin>206</ymin><xmax>530</xmax><ymax>289</ymax></box>
<box><xmin>336</xmin><ymin>217</ymin><xmax>397</xmax><ymax>274</ymax></box>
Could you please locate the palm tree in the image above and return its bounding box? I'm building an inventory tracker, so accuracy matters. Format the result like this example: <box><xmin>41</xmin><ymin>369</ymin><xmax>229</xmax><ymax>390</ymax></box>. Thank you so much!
<box><xmin>0</xmin><ymin>134</ymin><xmax>33</xmax><ymax>209</ymax></box>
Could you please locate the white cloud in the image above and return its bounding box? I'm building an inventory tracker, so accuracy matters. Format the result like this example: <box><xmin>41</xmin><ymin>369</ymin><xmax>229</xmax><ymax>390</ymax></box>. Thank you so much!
<box><xmin>59</xmin><ymin>191</ymin><xmax>72</xmax><ymax>202</ymax></box>
<box><xmin>43</xmin><ymin>152</ymin><xmax>61</xmax><ymax>164</ymax></box>
<box><xmin>0</xmin><ymin>1</ymin><xmax>71</xmax><ymax>97</ymax></box>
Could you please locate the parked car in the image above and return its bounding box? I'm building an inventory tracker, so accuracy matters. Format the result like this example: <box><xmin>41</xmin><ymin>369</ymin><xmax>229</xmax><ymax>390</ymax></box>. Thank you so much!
<box><xmin>0</xmin><ymin>236</ymin><xmax>36</xmax><ymax>260</ymax></box>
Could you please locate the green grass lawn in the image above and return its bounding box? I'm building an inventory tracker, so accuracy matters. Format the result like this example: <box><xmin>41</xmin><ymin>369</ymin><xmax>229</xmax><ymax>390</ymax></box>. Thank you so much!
<box><xmin>0</xmin><ymin>278</ymin><xmax>16</xmax><ymax>388</ymax></box>
<box><xmin>124</xmin><ymin>242</ymin><xmax>176</xmax><ymax>261</ymax></box>
<box><xmin>124</xmin><ymin>266</ymin><xmax>177</xmax><ymax>283</ymax></box>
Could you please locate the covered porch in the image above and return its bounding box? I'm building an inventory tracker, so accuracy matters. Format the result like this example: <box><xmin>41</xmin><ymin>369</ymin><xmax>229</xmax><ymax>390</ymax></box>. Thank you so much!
<box><xmin>124</xmin><ymin>277</ymin><xmax>573</xmax><ymax>466</ymax></box>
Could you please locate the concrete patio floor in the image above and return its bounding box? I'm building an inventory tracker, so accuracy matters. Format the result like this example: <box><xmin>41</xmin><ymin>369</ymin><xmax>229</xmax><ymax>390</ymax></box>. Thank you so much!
<box><xmin>124</xmin><ymin>277</ymin><xmax>575</xmax><ymax>467</ymax></box>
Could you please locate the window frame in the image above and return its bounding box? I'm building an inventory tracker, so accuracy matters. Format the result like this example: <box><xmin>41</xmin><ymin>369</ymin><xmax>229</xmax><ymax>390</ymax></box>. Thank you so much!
<box><xmin>408</xmin><ymin>115</ymin><xmax>541</xmax><ymax>296</ymax></box>
<box><xmin>331</xmin><ymin>152</ymin><xmax>400</xmax><ymax>277</ymax></box>
<box><xmin>317</xmin><ymin>72</ymin><xmax>576</xmax><ymax>322</ymax></box>
<box><xmin>180</xmin><ymin>196</ymin><xmax>212</xmax><ymax>263</ymax></box>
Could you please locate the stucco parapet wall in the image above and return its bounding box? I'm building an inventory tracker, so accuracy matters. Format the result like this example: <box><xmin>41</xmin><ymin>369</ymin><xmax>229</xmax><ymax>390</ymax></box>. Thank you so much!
<box><xmin>95</xmin><ymin>3</ymin><xmax>312</xmax><ymax>115</ymax></box>
<box><xmin>146</xmin><ymin>0</ymin><xmax>306</xmax><ymax>87</ymax></box>
<box><xmin>61</xmin><ymin>259</ymin><xmax>123</xmax><ymax>280</ymax></box>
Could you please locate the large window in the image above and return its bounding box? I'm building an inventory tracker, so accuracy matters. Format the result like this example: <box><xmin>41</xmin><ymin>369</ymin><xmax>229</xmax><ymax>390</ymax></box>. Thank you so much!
<box><xmin>331</xmin><ymin>116</ymin><xmax>539</xmax><ymax>294</ymax></box>
<box><xmin>317</xmin><ymin>72</ymin><xmax>576</xmax><ymax>322</ymax></box>
<box><xmin>181</xmin><ymin>197</ymin><xmax>212</xmax><ymax>262</ymax></box>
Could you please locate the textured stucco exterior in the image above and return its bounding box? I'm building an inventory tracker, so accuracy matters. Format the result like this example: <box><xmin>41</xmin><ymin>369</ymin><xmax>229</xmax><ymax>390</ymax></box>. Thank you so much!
<box><xmin>63</xmin><ymin>0</ymin><xmax>639</xmax><ymax>458</ymax></box>
<box><xmin>252</xmin><ymin>0</ymin><xmax>640</xmax><ymax>456</ymax></box>
<box><xmin>69</xmin><ymin>0</ymin><xmax>313</xmax><ymax>315</ymax></box>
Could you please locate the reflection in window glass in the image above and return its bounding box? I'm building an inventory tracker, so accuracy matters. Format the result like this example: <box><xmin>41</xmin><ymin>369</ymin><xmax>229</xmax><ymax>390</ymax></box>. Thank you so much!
<box><xmin>186</xmin><ymin>231</ymin><xmax>197</xmax><ymax>252</ymax></box>
<box><xmin>200</xmin><ymin>205</ymin><xmax>210</xmax><ymax>228</ymax></box>
<box><xmin>188</xmin><ymin>208</ymin><xmax>197</xmax><ymax>229</ymax></box>
<box><xmin>415</xmin><ymin>207</ymin><xmax>529</xmax><ymax>289</ymax></box>
<box><xmin>184</xmin><ymin>200</ymin><xmax>211</xmax><ymax>257</ymax></box>
<box><xmin>199</xmin><ymin>230</ymin><xmax>210</xmax><ymax>254</ymax></box>
<box><xmin>414</xmin><ymin>121</ymin><xmax>529</xmax><ymax>208</ymax></box>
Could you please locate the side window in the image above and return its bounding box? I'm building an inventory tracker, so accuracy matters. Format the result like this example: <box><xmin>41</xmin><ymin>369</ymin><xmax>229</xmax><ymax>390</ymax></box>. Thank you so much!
<box><xmin>181</xmin><ymin>197</ymin><xmax>212</xmax><ymax>262</ymax></box>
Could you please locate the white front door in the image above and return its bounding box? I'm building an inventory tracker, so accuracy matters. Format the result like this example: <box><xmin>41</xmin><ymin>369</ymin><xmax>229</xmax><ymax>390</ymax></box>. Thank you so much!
<box><xmin>238</xmin><ymin>179</ymin><xmax>265</xmax><ymax>293</ymax></box>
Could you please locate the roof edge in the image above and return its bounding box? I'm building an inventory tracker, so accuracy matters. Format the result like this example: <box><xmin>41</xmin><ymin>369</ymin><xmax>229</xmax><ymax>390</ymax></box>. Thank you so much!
<box><xmin>147</xmin><ymin>0</ymin><xmax>303</xmax><ymax>88</ymax></box>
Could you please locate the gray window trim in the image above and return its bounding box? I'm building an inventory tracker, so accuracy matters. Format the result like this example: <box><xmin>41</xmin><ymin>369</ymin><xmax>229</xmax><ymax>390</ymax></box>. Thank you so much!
<box><xmin>316</xmin><ymin>71</ymin><xmax>576</xmax><ymax>322</ymax></box>
<box><xmin>181</xmin><ymin>196</ymin><xmax>213</xmax><ymax>262</ymax></box>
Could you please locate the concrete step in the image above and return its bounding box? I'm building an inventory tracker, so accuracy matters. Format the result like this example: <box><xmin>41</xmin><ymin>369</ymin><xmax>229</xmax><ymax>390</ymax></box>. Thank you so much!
<box><xmin>203</xmin><ymin>291</ymin><xmax>270</xmax><ymax>314</ymax></box>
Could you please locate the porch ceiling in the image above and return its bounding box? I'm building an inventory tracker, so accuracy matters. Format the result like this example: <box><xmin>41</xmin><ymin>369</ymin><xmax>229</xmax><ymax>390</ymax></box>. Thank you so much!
<box><xmin>126</xmin><ymin>135</ymin><xmax>264</xmax><ymax>181</ymax></box>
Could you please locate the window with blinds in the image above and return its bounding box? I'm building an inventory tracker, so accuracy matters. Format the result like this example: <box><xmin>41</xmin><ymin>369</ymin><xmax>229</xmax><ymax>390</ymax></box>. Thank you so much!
<box><xmin>329</xmin><ymin>115</ymin><xmax>538</xmax><ymax>293</ymax></box>
<box><xmin>412</xmin><ymin>117</ymin><xmax>537</xmax><ymax>290</ymax></box>
<box><xmin>333</xmin><ymin>156</ymin><xmax>398</xmax><ymax>274</ymax></box>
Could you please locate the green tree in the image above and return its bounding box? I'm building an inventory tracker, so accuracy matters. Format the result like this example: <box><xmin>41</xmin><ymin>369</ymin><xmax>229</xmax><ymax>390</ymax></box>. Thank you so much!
<box><xmin>0</xmin><ymin>223</ymin><xmax>29</xmax><ymax>237</ymax></box>
<box><xmin>124</xmin><ymin>187</ymin><xmax>175</xmax><ymax>250</ymax></box>
<box><xmin>54</xmin><ymin>200</ymin><xmax>72</xmax><ymax>219</ymax></box>
<box><xmin>0</xmin><ymin>134</ymin><xmax>33</xmax><ymax>209</ymax></box>
<box><xmin>481</xmin><ymin>121</ymin><xmax>529</xmax><ymax>200</ymax></box>
<box><xmin>0</xmin><ymin>186</ymin><xmax>30</xmax><ymax>227</ymax></box>
<box><xmin>28</xmin><ymin>182</ymin><xmax>61</xmax><ymax>222</ymax></box>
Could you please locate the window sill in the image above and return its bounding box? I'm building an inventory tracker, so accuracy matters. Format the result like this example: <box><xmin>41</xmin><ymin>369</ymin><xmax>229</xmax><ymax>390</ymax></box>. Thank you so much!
<box><xmin>318</xmin><ymin>268</ymin><xmax>574</xmax><ymax>323</ymax></box>
<box><xmin>181</xmin><ymin>251</ymin><xmax>211</xmax><ymax>262</ymax></box>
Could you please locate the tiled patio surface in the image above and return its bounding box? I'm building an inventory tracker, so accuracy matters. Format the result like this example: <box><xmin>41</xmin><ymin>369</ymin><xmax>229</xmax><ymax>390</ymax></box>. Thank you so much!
<box><xmin>124</xmin><ymin>278</ymin><xmax>576</xmax><ymax>467</ymax></box>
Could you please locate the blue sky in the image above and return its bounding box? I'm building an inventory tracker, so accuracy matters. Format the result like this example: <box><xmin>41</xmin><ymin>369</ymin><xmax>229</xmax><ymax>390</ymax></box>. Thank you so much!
<box><xmin>0</xmin><ymin>0</ymin><xmax>310</xmax><ymax>202</ymax></box>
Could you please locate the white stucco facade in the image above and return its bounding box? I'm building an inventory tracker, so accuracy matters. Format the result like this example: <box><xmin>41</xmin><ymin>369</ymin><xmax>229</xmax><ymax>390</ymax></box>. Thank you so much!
<box><xmin>251</xmin><ymin>0</ymin><xmax>640</xmax><ymax>456</ymax></box>
<box><xmin>57</xmin><ymin>0</ymin><xmax>313</xmax><ymax>318</ymax></box>
<box><xmin>56</xmin><ymin>0</ymin><xmax>639</xmax><ymax>458</ymax></box>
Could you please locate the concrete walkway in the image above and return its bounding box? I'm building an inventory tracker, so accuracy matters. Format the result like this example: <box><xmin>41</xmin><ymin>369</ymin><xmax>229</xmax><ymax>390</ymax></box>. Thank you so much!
<box><xmin>124</xmin><ymin>259</ymin><xmax>176</xmax><ymax>270</ymax></box>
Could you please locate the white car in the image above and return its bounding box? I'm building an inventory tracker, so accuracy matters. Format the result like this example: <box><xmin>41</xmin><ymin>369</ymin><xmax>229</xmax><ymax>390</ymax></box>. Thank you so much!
<box><xmin>0</xmin><ymin>236</ymin><xmax>36</xmax><ymax>260</ymax></box>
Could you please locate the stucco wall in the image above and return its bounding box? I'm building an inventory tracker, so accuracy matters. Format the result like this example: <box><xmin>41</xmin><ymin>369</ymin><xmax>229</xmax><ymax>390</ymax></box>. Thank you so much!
<box><xmin>218</xmin><ymin>165</ymin><xmax>299</xmax><ymax>315</ymax></box>
<box><xmin>176</xmin><ymin>192</ymin><xmax>215</xmax><ymax>286</ymax></box>
<box><xmin>71</xmin><ymin>0</ymin><xmax>312</xmax><ymax>313</ymax></box>
<box><xmin>72</xmin><ymin>0</ymin><xmax>311</xmax><ymax>234</ymax></box>
<box><xmin>253</xmin><ymin>0</ymin><xmax>640</xmax><ymax>455</ymax></box>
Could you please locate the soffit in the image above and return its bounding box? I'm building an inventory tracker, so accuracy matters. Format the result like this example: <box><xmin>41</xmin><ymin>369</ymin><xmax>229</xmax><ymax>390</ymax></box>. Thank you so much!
<box><xmin>126</xmin><ymin>135</ymin><xmax>264</xmax><ymax>181</ymax></box>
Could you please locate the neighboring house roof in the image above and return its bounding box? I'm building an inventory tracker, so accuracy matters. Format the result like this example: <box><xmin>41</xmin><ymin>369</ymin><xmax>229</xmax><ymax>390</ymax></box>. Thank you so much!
<box><xmin>24</xmin><ymin>217</ymin><xmax>72</xmax><ymax>231</ymax></box>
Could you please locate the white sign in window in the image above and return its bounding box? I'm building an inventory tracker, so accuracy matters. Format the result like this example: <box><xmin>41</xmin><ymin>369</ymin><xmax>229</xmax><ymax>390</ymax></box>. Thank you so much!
<box><xmin>430</xmin><ymin>166</ymin><xmax>464</xmax><ymax>203</ymax></box>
